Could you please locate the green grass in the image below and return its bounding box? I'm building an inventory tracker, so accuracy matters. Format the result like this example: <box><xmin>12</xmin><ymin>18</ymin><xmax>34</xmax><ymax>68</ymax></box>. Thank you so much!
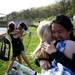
<box><xmin>23</xmin><ymin>26</ymin><xmax>41</xmax><ymax>72</ymax></box>
<box><xmin>0</xmin><ymin>26</ymin><xmax>41</xmax><ymax>75</ymax></box>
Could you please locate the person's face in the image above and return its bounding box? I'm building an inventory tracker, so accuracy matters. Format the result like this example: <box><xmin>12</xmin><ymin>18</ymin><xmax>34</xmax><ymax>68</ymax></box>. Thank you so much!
<box><xmin>51</xmin><ymin>23</ymin><xmax>70</xmax><ymax>41</ymax></box>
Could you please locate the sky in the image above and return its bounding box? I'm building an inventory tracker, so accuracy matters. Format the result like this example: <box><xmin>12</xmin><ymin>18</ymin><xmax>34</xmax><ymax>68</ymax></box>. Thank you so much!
<box><xmin>0</xmin><ymin>0</ymin><xmax>57</xmax><ymax>17</ymax></box>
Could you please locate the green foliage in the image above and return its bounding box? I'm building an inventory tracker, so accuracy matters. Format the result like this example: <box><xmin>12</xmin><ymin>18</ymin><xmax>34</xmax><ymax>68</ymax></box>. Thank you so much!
<box><xmin>0</xmin><ymin>0</ymin><xmax>75</xmax><ymax>23</ymax></box>
<box><xmin>72</xmin><ymin>20</ymin><xmax>75</xmax><ymax>36</ymax></box>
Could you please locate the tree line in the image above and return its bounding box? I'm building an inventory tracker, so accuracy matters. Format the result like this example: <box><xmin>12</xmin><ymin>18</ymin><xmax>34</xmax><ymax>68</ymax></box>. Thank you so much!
<box><xmin>0</xmin><ymin>0</ymin><xmax>75</xmax><ymax>27</ymax></box>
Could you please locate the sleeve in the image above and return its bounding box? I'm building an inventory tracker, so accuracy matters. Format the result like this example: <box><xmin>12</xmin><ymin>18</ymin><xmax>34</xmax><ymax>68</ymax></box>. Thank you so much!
<box><xmin>51</xmin><ymin>51</ymin><xmax>75</xmax><ymax>73</ymax></box>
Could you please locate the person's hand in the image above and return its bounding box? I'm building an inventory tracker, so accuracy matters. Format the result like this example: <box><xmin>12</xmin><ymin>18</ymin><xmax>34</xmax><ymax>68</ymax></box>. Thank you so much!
<box><xmin>41</xmin><ymin>42</ymin><xmax>56</xmax><ymax>54</ymax></box>
<box><xmin>39</xmin><ymin>60</ymin><xmax>50</xmax><ymax>70</ymax></box>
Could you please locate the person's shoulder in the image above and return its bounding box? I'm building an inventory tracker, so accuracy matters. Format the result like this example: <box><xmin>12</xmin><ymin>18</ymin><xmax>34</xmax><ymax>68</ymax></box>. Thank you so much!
<box><xmin>65</xmin><ymin>40</ymin><xmax>75</xmax><ymax>55</ymax></box>
<box><xmin>65</xmin><ymin>40</ymin><xmax>75</xmax><ymax>48</ymax></box>
<box><xmin>65</xmin><ymin>40</ymin><xmax>75</xmax><ymax>44</ymax></box>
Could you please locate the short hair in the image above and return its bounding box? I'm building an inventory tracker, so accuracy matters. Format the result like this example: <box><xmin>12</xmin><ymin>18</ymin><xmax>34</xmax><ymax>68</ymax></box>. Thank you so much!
<box><xmin>18</xmin><ymin>22</ymin><xmax>28</xmax><ymax>31</ymax></box>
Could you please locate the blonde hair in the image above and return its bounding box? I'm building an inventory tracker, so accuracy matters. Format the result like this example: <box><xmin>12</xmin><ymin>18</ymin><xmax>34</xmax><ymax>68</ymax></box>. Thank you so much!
<box><xmin>33</xmin><ymin>20</ymin><xmax>52</xmax><ymax>59</ymax></box>
<box><xmin>37</xmin><ymin>20</ymin><xmax>52</xmax><ymax>43</ymax></box>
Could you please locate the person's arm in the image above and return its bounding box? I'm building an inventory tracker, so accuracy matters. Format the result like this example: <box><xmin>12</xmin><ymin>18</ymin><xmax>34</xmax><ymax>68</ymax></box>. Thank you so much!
<box><xmin>0</xmin><ymin>33</ymin><xmax>6</xmax><ymax>41</ymax></box>
<box><xmin>42</xmin><ymin>41</ymin><xmax>75</xmax><ymax>72</ymax></box>
<box><xmin>34</xmin><ymin>58</ymin><xmax>51</xmax><ymax>70</ymax></box>
<box><xmin>48</xmin><ymin>51</ymin><xmax>75</xmax><ymax>73</ymax></box>
<box><xmin>39</xmin><ymin>60</ymin><xmax>50</xmax><ymax>70</ymax></box>
<box><xmin>41</xmin><ymin>42</ymin><xmax>56</xmax><ymax>54</ymax></box>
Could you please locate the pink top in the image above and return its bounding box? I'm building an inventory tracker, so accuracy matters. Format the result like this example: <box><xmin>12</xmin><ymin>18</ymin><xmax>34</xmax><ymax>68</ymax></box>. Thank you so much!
<box><xmin>64</xmin><ymin>40</ymin><xmax>75</xmax><ymax>59</ymax></box>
